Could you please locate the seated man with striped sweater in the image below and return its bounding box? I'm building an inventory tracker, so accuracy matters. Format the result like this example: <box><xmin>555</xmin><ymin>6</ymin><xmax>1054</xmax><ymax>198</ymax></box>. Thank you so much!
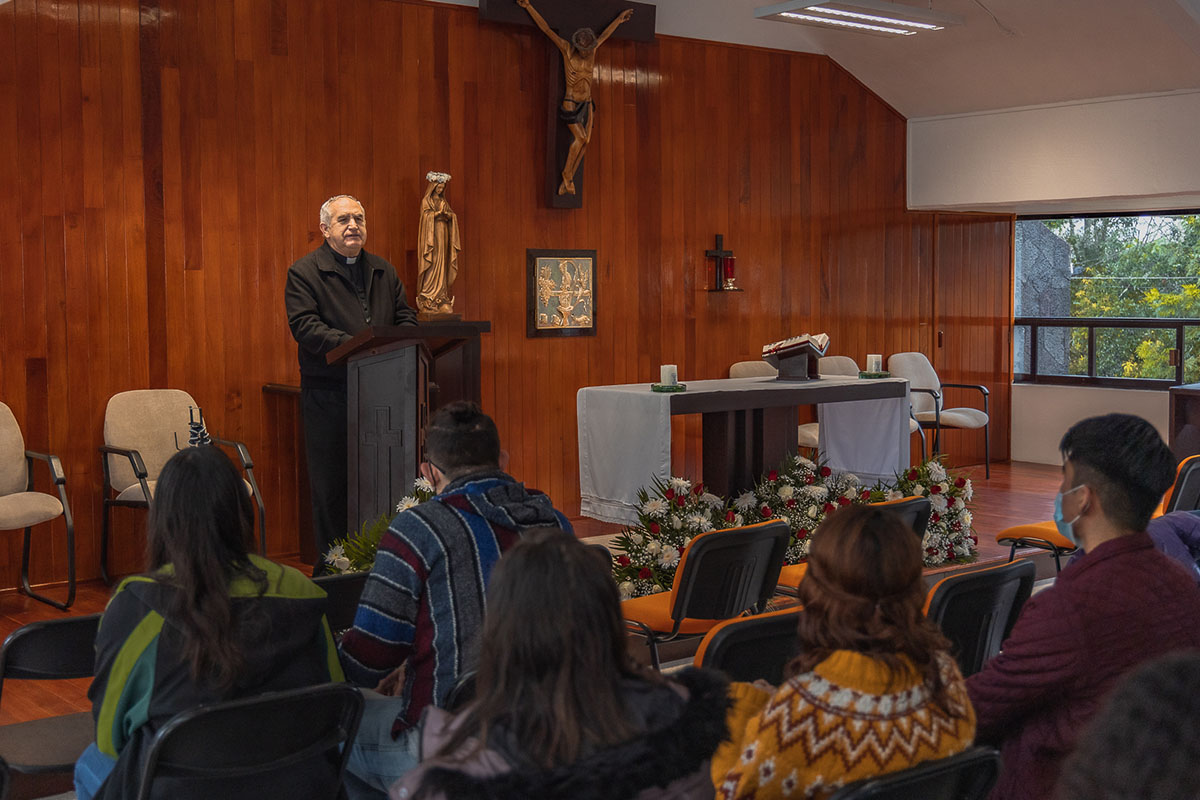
<box><xmin>338</xmin><ymin>401</ymin><xmax>573</xmax><ymax>799</ymax></box>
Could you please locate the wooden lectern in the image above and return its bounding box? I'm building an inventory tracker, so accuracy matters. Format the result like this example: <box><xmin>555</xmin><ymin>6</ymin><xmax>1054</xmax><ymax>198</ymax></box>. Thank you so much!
<box><xmin>327</xmin><ymin>320</ymin><xmax>491</xmax><ymax>534</ymax></box>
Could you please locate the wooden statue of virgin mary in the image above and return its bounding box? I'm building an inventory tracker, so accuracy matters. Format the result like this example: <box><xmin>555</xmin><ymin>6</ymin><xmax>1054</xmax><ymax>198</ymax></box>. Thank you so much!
<box><xmin>416</xmin><ymin>171</ymin><xmax>461</xmax><ymax>318</ymax></box>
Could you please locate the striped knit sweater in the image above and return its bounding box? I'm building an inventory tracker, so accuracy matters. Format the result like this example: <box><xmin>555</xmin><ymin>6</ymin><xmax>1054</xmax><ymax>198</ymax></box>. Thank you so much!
<box><xmin>714</xmin><ymin>650</ymin><xmax>975</xmax><ymax>799</ymax></box>
<box><xmin>338</xmin><ymin>470</ymin><xmax>572</xmax><ymax>736</ymax></box>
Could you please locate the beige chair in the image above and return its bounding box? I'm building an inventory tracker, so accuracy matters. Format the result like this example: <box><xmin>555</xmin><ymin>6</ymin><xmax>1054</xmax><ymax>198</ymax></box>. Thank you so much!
<box><xmin>0</xmin><ymin>403</ymin><xmax>76</xmax><ymax>609</ymax></box>
<box><xmin>101</xmin><ymin>390</ymin><xmax>266</xmax><ymax>583</ymax></box>
<box><xmin>888</xmin><ymin>352</ymin><xmax>990</xmax><ymax>478</ymax></box>
<box><xmin>730</xmin><ymin>357</ymin><xmax>925</xmax><ymax>460</ymax></box>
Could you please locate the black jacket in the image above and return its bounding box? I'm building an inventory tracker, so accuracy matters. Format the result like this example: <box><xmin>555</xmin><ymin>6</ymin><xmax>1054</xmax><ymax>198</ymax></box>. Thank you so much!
<box><xmin>284</xmin><ymin>241</ymin><xmax>418</xmax><ymax>387</ymax></box>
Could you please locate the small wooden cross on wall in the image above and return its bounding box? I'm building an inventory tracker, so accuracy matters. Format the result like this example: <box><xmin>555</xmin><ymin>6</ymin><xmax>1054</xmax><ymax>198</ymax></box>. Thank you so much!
<box><xmin>706</xmin><ymin>234</ymin><xmax>734</xmax><ymax>291</ymax></box>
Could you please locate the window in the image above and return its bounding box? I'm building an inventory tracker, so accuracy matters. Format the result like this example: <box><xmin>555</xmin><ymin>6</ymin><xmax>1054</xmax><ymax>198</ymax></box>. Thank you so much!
<box><xmin>1014</xmin><ymin>213</ymin><xmax>1200</xmax><ymax>388</ymax></box>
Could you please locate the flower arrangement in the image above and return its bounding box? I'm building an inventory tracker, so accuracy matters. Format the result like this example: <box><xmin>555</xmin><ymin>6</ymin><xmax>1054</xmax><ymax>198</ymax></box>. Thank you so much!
<box><xmin>323</xmin><ymin>477</ymin><xmax>435</xmax><ymax>574</ymax></box>
<box><xmin>611</xmin><ymin>457</ymin><xmax>976</xmax><ymax>599</ymax></box>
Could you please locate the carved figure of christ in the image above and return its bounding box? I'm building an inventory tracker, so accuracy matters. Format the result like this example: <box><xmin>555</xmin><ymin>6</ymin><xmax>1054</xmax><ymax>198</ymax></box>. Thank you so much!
<box><xmin>516</xmin><ymin>0</ymin><xmax>633</xmax><ymax>196</ymax></box>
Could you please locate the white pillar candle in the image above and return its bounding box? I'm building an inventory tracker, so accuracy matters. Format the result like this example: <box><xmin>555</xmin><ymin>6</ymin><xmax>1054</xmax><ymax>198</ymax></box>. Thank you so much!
<box><xmin>660</xmin><ymin>364</ymin><xmax>678</xmax><ymax>385</ymax></box>
<box><xmin>867</xmin><ymin>354</ymin><xmax>883</xmax><ymax>372</ymax></box>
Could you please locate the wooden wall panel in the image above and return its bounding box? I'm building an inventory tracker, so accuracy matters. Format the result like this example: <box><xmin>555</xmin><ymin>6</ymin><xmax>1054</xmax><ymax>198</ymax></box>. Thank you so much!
<box><xmin>0</xmin><ymin>0</ymin><xmax>1012</xmax><ymax>589</ymax></box>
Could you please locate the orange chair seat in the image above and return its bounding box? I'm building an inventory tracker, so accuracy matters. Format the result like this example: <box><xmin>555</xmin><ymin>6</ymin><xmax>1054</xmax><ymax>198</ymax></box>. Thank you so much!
<box><xmin>996</xmin><ymin>520</ymin><xmax>1074</xmax><ymax>551</ymax></box>
<box><xmin>777</xmin><ymin>562</ymin><xmax>808</xmax><ymax>588</ymax></box>
<box><xmin>622</xmin><ymin>592</ymin><xmax>721</xmax><ymax>636</ymax></box>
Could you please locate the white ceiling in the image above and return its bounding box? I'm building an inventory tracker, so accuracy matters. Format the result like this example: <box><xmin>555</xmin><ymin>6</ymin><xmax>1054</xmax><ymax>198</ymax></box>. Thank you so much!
<box><xmin>449</xmin><ymin>0</ymin><xmax>1200</xmax><ymax>119</ymax></box>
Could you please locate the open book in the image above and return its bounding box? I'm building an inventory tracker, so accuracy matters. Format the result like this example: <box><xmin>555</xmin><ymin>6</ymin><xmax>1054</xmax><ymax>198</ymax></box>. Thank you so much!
<box><xmin>762</xmin><ymin>333</ymin><xmax>830</xmax><ymax>358</ymax></box>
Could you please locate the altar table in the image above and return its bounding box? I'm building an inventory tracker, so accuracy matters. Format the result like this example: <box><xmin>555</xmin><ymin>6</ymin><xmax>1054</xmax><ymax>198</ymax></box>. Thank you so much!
<box><xmin>577</xmin><ymin>376</ymin><xmax>910</xmax><ymax>525</ymax></box>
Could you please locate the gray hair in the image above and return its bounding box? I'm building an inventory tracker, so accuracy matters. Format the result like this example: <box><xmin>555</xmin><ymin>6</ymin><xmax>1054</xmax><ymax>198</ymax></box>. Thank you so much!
<box><xmin>320</xmin><ymin>195</ymin><xmax>364</xmax><ymax>227</ymax></box>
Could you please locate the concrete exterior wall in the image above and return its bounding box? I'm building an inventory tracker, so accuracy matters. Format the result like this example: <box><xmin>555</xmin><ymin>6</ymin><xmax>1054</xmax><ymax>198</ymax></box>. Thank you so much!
<box><xmin>1014</xmin><ymin>222</ymin><xmax>1071</xmax><ymax>376</ymax></box>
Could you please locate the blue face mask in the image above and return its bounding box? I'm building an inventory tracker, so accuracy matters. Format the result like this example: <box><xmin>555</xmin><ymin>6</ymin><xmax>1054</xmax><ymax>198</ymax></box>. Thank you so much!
<box><xmin>1053</xmin><ymin>485</ymin><xmax>1086</xmax><ymax>545</ymax></box>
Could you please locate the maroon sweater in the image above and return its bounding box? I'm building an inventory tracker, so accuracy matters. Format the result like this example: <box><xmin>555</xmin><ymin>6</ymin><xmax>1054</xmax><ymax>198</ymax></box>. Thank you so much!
<box><xmin>967</xmin><ymin>531</ymin><xmax>1200</xmax><ymax>800</ymax></box>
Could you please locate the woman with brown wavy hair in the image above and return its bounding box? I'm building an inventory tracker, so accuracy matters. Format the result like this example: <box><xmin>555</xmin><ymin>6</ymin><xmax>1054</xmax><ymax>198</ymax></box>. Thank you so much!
<box><xmin>714</xmin><ymin>504</ymin><xmax>976</xmax><ymax>799</ymax></box>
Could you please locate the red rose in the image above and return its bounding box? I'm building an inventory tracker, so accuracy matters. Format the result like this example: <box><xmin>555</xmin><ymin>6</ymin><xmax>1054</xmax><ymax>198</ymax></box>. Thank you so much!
<box><xmin>768</xmin><ymin>470</ymin><xmax>778</xmax><ymax>481</ymax></box>
<box><xmin>931</xmin><ymin>512</ymin><xmax>941</xmax><ymax>523</ymax></box>
<box><xmin>820</xmin><ymin>466</ymin><xmax>832</xmax><ymax>477</ymax></box>
<box><xmin>786</xmin><ymin>498</ymin><xmax>797</xmax><ymax>508</ymax></box>
<box><xmin>955</xmin><ymin>477</ymin><xmax>967</xmax><ymax>488</ymax></box>
<box><xmin>823</xmin><ymin>502</ymin><xmax>836</xmax><ymax>514</ymax></box>
<box><xmin>617</xmin><ymin>555</ymin><xmax>631</xmax><ymax>566</ymax></box>
<box><xmin>649</xmin><ymin>522</ymin><xmax>661</xmax><ymax>534</ymax></box>
<box><xmin>676</xmin><ymin>495</ymin><xmax>686</xmax><ymax>507</ymax></box>
<box><xmin>835</xmin><ymin>496</ymin><xmax>849</xmax><ymax>506</ymax></box>
<box><xmin>638</xmin><ymin>567</ymin><xmax>652</xmax><ymax>579</ymax></box>
<box><xmin>860</xmin><ymin>489</ymin><xmax>871</xmax><ymax>500</ymax></box>
<box><xmin>908</xmin><ymin>469</ymin><xmax>919</xmax><ymax>480</ymax></box>
<box><xmin>664</xmin><ymin>488</ymin><xmax>675</xmax><ymax>500</ymax></box>
<box><xmin>677</xmin><ymin>546</ymin><xmax>685</xmax><ymax>554</ymax></box>
<box><xmin>930</xmin><ymin>484</ymin><xmax>942</xmax><ymax>494</ymax></box>
<box><xmin>926</xmin><ymin>547</ymin><xmax>937</xmax><ymax>555</ymax></box>
<box><xmin>693</xmin><ymin>483</ymin><xmax>704</xmax><ymax>495</ymax></box>
<box><xmin>761</xmin><ymin>506</ymin><xmax>773</xmax><ymax>517</ymax></box>
<box><xmin>806</xmin><ymin>475</ymin><xmax>815</xmax><ymax>485</ymax></box>
<box><xmin>725</xmin><ymin>510</ymin><xmax>736</xmax><ymax>522</ymax></box>
<box><xmin>797</xmin><ymin>528</ymin><xmax>809</xmax><ymax>540</ymax></box>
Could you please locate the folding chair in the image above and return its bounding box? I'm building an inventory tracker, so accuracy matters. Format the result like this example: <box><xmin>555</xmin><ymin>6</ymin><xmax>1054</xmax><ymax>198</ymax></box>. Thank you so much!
<box><xmin>923</xmin><ymin>559</ymin><xmax>1036</xmax><ymax>676</ymax></box>
<box><xmin>312</xmin><ymin>571</ymin><xmax>369</xmax><ymax>634</ymax></box>
<box><xmin>692</xmin><ymin>606</ymin><xmax>801</xmax><ymax>685</ymax></box>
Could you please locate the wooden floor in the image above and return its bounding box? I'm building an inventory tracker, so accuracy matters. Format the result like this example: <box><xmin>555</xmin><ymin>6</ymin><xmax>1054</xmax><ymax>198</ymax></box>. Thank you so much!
<box><xmin>0</xmin><ymin>461</ymin><xmax>1062</xmax><ymax>725</ymax></box>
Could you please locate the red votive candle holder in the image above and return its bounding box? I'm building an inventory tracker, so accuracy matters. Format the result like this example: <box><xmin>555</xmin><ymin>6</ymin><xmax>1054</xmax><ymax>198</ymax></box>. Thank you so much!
<box><xmin>723</xmin><ymin>256</ymin><xmax>736</xmax><ymax>280</ymax></box>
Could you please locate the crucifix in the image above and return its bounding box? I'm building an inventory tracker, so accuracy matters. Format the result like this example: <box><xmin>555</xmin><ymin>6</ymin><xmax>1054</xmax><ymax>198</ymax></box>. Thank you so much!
<box><xmin>706</xmin><ymin>234</ymin><xmax>735</xmax><ymax>292</ymax></box>
<box><xmin>480</xmin><ymin>0</ymin><xmax>656</xmax><ymax>209</ymax></box>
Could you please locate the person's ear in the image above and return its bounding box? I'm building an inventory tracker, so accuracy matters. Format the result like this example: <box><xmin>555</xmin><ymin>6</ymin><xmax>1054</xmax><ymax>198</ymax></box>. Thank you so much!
<box><xmin>498</xmin><ymin>449</ymin><xmax>510</xmax><ymax>472</ymax></box>
<box><xmin>420</xmin><ymin>461</ymin><xmax>440</xmax><ymax>486</ymax></box>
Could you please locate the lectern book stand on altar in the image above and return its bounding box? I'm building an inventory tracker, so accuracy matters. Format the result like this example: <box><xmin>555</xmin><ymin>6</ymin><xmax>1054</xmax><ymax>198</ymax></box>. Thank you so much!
<box><xmin>327</xmin><ymin>321</ymin><xmax>490</xmax><ymax>534</ymax></box>
<box><xmin>761</xmin><ymin>333</ymin><xmax>830</xmax><ymax>380</ymax></box>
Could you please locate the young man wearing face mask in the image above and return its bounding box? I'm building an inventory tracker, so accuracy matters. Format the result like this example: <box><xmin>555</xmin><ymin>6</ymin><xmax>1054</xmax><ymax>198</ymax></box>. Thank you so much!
<box><xmin>966</xmin><ymin>413</ymin><xmax>1200</xmax><ymax>800</ymax></box>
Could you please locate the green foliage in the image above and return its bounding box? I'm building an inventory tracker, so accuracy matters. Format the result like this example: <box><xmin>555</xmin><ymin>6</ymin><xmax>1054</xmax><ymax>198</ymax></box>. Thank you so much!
<box><xmin>323</xmin><ymin>479</ymin><xmax>436</xmax><ymax>573</ymax></box>
<box><xmin>1037</xmin><ymin>215</ymin><xmax>1200</xmax><ymax>381</ymax></box>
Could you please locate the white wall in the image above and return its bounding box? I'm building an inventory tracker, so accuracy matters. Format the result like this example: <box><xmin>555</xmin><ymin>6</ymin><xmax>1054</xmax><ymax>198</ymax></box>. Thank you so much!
<box><xmin>908</xmin><ymin>90</ymin><xmax>1200</xmax><ymax>215</ymax></box>
<box><xmin>1011</xmin><ymin>384</ymin><xmax>1169</xmax><ymax>465</ymax></box>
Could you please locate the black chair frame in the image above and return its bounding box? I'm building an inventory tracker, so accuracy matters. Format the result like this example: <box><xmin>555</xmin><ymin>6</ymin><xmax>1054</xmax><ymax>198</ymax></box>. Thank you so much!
<box><xmin>694</xmin><ymin>608</ymin><xmax>801</xmax><ymax>685</ymax></box>
<box><xmin>311</xmin><ymin>571</ymin><xmax>369</xmax><ymax>634</ymax></box>
<box><xmin>134</xmin><ymin>683</ymin><xmax>363</xmax><ymax>800</ymax></box>
<box><xmin>926</xmin><ymin>559</ymin><xmax>1035</xmax><ymax>677</ymax></box>
<box><xmin>625</xmin><ymin>521</ymin><xmax>791</xmax><ymax>670</ymax></box>
<box><xmin>19</xmin><ymin>450</ymin><xmax>75</xmax><ymax>609</ymax></box>
<box><xmin>100</xmin><ymin>437</ymin><xmax>266</xmax><ymax>584</ymax></box>
<box><xmin>827</xmin><ymin>746</ymin><xmax>1000</xmax><ymax>800</ymax></box>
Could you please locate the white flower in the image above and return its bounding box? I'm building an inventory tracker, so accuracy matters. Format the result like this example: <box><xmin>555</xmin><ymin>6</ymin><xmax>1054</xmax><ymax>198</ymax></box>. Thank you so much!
<box><xmin>734</xmin><ymin>513</ymin><xmax>745</xmax><ymax>527</ymax></box>
<box><xmin>963</xmin><ymin>480</ymin><xmax>974</xmax><ymax>501</ymax></box>
<box><xmin>669</xmin><ymin>514</ymin><xmax>683</xmax><ymax>529</ymax></box>
<box><xmin>668</xmin><ymin>476</ymin><xmax>692</xmax><ymax>494</ymax></box>
<box><xmin>324</xmin><ymin>544</ymin><xmax>346</xmax><ymax>564</ymax></box>
<box><xmin>886</xmin><ymin>489</ymin><xmax>905</xmax><ymax>501</ymax></box>
<box><xmin>807</xmin><ymin>506</ymin><xmax>819</xmax><ymax>519</ymax></box>
<box><xmin>641</xmin><ymin>497</ymin><xmax>668</xmax><ymax>518</ymax></box>
<box><xmin>777</xmin><ymin>485</ymin><xmax>795</xmax><ymax>501</ymax></box>
<box><xmin>700</xmin><ymin>492</ymin><xmax>724</xmax><ymax>508</ymax></box>
<box><xmin>928</xmin><ymin>493</ymin><xmax>948</xmax><ymax>513</ymax></box>
<box><xmin>658</xmin><ymin>548</ymin><xmax>680</xmax><ymax>568</ymax></box>
<box><xmin>938</xmin><ymin>482</ymin><xmax>951</xmax><ymax>494</ymax></box>
<box><xmin>425</xmin><ymin>170</ymin><xmax>451</xmax><ymax>183</ymax></box>
<box><xmin>734</xmin><ymin>492</ymin><xmax>757</xmax><ymax>511</ymax></box>
<box><xmin>928</xmin><ymin>461</ymin><xmax>948</xmax><ymax>482</ymax></box>
<box><xmin>618</xmin><ymin>581</ymin><xmax>635</xmax><ymax>600</ymax></box>
<box><xmin>803</xmin><ymin>485</ymin><xmax>828</xmax><ymax>499</ymax></box>
<box><xmin>685</xmin><ymin>514</ymin><xmax>706</xmax><ymax>530</ymax></box>
<box><xmin>795</xmin><ymin>455</ymin><xmax>815</xmax><ymax>470</ymax></box>
<box><xmin>649</xmin><ymin>585</ymin><xmax>664</xmax><ymax>594</ymax></box>
<box><xmin>414</xmin><ymin>477</ymin><xmax>434</xmax><ymax>493</ymax></box>
<box><xmin>961</xmin><ymin>510</ymin><xmax>973</xmax><ymax>528</ymax></box>
<box><xmin>646</xmin><ymin>540</ymin><xmax>662</xmax><ymax>555</ymax></box>
<box><xmin>842</xmin><ymin>472</ymin><xmax>860</xmax><ymax>485</ymax></box>
<box><xmin>628</xmin><ymin>532</ymin><xmax>644</xmax><ymax>545</ymax></box>
<box><xmin>396</xmin><ymin>496</ymin><xmax>420</xmax><ymax>512</ymax></box>
<box><xmin>333</xmin><ymin>556</ymin><xmax>351</xmax><ymax>571</ymax></box>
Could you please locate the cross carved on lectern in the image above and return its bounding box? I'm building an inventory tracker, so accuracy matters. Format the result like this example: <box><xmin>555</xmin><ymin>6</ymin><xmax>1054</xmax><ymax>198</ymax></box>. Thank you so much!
<box><xmin>362</xmin><ymin>407</ymin><xmax>404</xmax><ymax>502</ymax></box>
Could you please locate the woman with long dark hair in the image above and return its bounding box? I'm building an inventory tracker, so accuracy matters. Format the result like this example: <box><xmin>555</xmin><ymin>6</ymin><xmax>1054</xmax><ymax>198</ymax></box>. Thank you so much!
<box><xmin>390</xmin><ymin>529</ymin><xmax>730</xmax><ymax>800</ymax></box>
<box><xmin>715</xmin><ymin>504</ymin><xmax>976</xmax><ymax>799</ymax></box>
<box><xmin>75</xmin><ymin>446</ymin><xmax>344</xmax><ymax>800</ymax></box>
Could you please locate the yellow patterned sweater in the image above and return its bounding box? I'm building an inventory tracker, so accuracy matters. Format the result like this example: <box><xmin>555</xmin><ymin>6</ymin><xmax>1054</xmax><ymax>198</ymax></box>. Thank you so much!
<box><xmin>713</xmin><ymin>650</ymin><xmax>975</xmax><ymax>799</ymax></box>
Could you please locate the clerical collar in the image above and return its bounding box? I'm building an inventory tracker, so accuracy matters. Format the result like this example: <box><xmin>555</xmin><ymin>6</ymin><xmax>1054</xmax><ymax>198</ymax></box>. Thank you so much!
<box><xmin>330</xmin><ymin>248</ymin><xmax>361</xmax><ymax>266</ymax></box>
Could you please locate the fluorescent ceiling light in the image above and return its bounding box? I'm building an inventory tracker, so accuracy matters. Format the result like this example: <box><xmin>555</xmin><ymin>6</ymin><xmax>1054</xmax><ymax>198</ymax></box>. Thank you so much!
<box><xmin>756</xmin><ymin>1</ymin><xmax>964</xmax><ymax>36</ymax></box>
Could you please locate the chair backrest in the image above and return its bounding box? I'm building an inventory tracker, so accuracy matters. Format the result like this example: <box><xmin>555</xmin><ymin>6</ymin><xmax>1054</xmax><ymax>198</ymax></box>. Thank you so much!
<box><xmin>729</xmin><ymin>360</ymin><xmax>778</xmax><ymax>379</ymax></box>
<box><xmin>1164</xmin><ymin>454</ymin><xmax>1200</xmax><ymax>514</ymax></box>
<box><xmin>312</xmin><ymin>571</ymin><xmax>369</xmax><ymax>633</ymax></box>
<box><xmin>669</xmin><ymin>520</ymin><xmax>791</xmax><ymax>622</ymax></box>
<box><xmin>887</xmin><ymin>352</ymin><xmax>942</xmax><ymax>415</ymax></box>
<box><xmin>0</xmin><ymin>402</ymin><xmax>27</xmax><ymax>497</ymax></box>
<box><xmin>872</xmin><ymin>496</ymin><xmax>932</xmax><ymax>537</ymax></box>
<box><xmin>0</xmin><ymin>613</ymin><xmax>102</xmax><ymax>705</ymax></box>
<box><xmin>104</xmin><ymin>389</ymin><xmax>197</xmax><ymax>491</ymax></box>
<box><xmin>135</xmin><ymin>683</ymin><xmax>363</xmax><ymax>800</ymax></box>
<box><xmin>923</xmin><ymin>559</ymin><xmax>1036</xmax><ymax>677</ymax></box>
<box><xmin>827</xmin><ymin>746</ymin><xmax>1000</xmax><ymax>800</ymax></box>
<box><xmin>819</xmin><ymin>356</ymin><xmax>861</xmax><ymax>376</ymax></box>
<box><xmin>693</xmin><ymin>607</ymin><xmax>801</xmax><ymax>684</ymax></box>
